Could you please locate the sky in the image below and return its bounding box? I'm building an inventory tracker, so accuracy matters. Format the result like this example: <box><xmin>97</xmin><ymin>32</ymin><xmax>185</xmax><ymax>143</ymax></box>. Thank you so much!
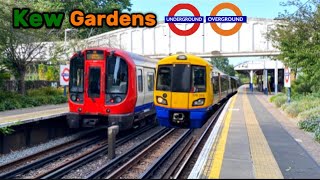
<box><xmin>128</xmin><ymin>0</ymin><xmax>306</xmax><ymax>66</ymax></box>
<box><xmin>130</xmin><ymin>0</ymin><xmax>299</xmax><ymax>21</ymax></box>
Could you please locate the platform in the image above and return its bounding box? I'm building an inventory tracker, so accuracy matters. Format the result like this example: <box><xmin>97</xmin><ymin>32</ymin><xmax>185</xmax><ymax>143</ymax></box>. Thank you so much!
<box><xmin>0</xmin><ymin>104</ymin><xmax>68</xmax><ymax>128</ymax></box>
<box><xmin>189</xmin><ymin>85</ymin><xmax>320</xmax><ymax>179</ymax></box>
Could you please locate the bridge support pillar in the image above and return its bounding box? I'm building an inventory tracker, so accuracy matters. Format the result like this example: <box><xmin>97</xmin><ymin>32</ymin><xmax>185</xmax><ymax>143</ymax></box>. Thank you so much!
<box><xmin>274</xmin><ymin>60</ymin><xmax>278</xmax><ymax>94</ymax></box>
<box><xmin>250</xmin><ymin>70</ymin><xmax>254</xmax><ymax>92</ymax></box>
<box><xmin>263</xmin><ymin>69</ymin><xmax>268</xmax><ymax>95</ymax></box>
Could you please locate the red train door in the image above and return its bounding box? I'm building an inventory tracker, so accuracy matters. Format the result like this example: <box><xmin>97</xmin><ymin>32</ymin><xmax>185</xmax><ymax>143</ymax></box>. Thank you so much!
<box><xmin>84</xmin><ymin>62</ymin><xmax>105</xmax><ymax>113</ymax></box>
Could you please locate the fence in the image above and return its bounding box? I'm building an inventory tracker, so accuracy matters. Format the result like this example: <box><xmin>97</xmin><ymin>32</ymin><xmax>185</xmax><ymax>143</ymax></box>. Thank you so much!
<box><xmin>1</xmin><ymin>80</ymin><xmax>60</xmax><ymax>92</ymax></box>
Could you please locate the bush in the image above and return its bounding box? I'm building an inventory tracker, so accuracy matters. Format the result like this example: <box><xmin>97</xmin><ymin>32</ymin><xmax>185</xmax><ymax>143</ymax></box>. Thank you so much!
<box><xmin>284</xmin><ymin>102</ymin><xmax>305</xmax><ymax>117</ymax></box>
<box><xmin>298</xmin><ymin>107</ymin><xmax>320</xmax><ymax>121</ymax></box>
<box><xmin>27</xmin><ymin>87</ymin><xmax>62</xmax><ymax>97</ymax></box>
<box><xmin>273</xmin><ymin>95</ymin><xmax>287</xmax><ymax>108</ymax></box>
<box><xmin>315</xmin><ymin>127</ymin><xmax>320</xmax><ymax>142</ymax></box>
<box><xmin>3</xmin><ymin>99</ymin><xmax>22</xmax><ymax>110</ymax></box>
<box><xmin>298</xmin><ymin>119</ymin><xmax>320</xmax><ymax>132</ymax></box>
<box><xmin>0</xmin><ymin>87</ymin><xmax>66</xmax><ymax>112</ymax></box>
<box><xmin>0</xmin><ymin>103</ymin><xmax>5</xmax><ymax>111</ymax></box>
<box><xmin>53</xmin><ymin>95</ymin><xmax>67</xmax><ymax>104</ymax></box>
<box><xmin>283</xmin><ymin>98</ymin><xmax>320</xmax><ymax>117</ymax></box>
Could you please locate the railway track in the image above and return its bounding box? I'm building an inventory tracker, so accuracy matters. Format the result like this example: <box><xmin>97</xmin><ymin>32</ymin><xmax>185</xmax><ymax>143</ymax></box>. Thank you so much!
<box><xmin>140</xmin><ymin>102</ymin><xmax>225</xmax><ymax>179</ymax></box>
<box><xmin>0</xmin><ymin>127</ymin><xmax>107</xmax><ymax>179</ymax></box>
<box><xmin>0</xmin><ymin>124</ymin><xmax>155</xmax><ymax>179</ymax></box>
<box><xmin>86</xmin><ymin>100</ymin><xmax>227</xmax><ymax>179</ymax></box>
<box><xmin>85</xmin><ymin>127</ymin><xmax>172</xmax><ymax>179</ymax></box>
<box><xmin>90</xmin><ymin>100</ymin><xmax>225</xmax><ymax>179</ymax></box>
<box><xmin>172</xmin><ymin>102</ymin><xmax>226</xmax><ymax>179</ymax></box>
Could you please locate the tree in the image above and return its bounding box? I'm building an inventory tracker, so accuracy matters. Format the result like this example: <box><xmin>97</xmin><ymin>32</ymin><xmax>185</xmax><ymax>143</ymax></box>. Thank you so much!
<box><xmin>210</xmin><ymin>57</ymin><xmax>236</xmax><ymax>76</ymax></box>
<box><xmin>0</xmin><ymin>0</ymin><xmax>62</xmax><ymax>95</ymax></box>
<box><xmin>267</xmin><ymin>0</ymin><xmax>320</xmax><ymax>93</ymax></box>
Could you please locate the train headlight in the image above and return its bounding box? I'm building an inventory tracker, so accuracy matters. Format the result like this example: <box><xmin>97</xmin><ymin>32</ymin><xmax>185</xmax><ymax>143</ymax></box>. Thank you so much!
<box><xmin>176</xmin><ymin>55</ymin><xmax>187</xmax><ymax>60</ymax></box>
<box><xmin>157</xmin><ymin>96</ymin><xmax>168</xmax><ymax>105</ymax></box>
<box><xmin>192</xmin><ymin>98</ymin><xmax>205</xmax><ymax>106</ymax></box>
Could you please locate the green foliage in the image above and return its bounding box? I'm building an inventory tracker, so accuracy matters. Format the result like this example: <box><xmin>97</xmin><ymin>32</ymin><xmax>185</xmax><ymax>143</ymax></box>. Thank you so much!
<box><xmin>38</xmin><ymin>65</ymin><xmax>59</xmax><ymax>81</ymax></box>
<box><xmin>283</xmin><ymin>98</ymin><xmax>320</xmax><ymax>117</ymax></box>
<box><xmin>270</xmin><ymin>93</ymin><xmax>285</xmax><ymax>102</ymax></box>
<box><xmin>235</xmin><ymin>72</ymin><xmax>249</xmax><ymax>84</ymax></box>
<box><xmin>298</xmin><ymin>119</ymin><xmax>320</xmax><ymax>132</ymax></box>
<box><xmin>271</xmin><ymin>94</ymin><xmax>287</xmax><ymax>108</ymax></box>
<box><xmin>267</xmin><ymin>0</ymin><xmax>320</xmax><ymax>93</ymax></box>
<box><xmin>0</xmin><ymin>0</ymin><xmax>63</xmax><ymax>95</ymax></box>
<box><xmin>27</xmin><ymin>87</ymin><xmax>63</xmax><ymax>96</ymax></box>
<box><xmin>0</xmin><ymin>121</ymin><xmax>21</xmax><ymax>135</ymax></box>
<box><xmin>38</xmin><ymin>64</ymin><xmax>46</xmax><ymax>80</ymax></box>
<box><xmin>297</xmin><ymin>106</ymin><xmax>320</xmax><ymax>121</ymax></box>
<box><xmin>210</xmin><ymin>57</ymin><xmax>236</xmax><ymax>76</ymax></box>
<box><xmin>0</xmin><ymin>126</ymin><xmax>15</xmax><ymax>135</ymax></box>
<box><xmin>45</xmin><ymin>66</ymin><xmax>59</xmax><ymax>81</ymax></box>
<box><xmin>291</xmin><ymin>74</ymin><xmax>313</xmax><ymax>95</ymax></box>
<box><xmin>315</xmin><ymin>126</ymin><xmax>320</xmax><ymax>142</ymax></box>
<box><xmin>0</xmin><ymin>87</ymin><xmax>67</xmax><ymax>111</ymax></box>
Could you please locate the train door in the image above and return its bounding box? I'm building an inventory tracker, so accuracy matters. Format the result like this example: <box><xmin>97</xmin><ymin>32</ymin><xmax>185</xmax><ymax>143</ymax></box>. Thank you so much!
<box><xmin>136</xmin><ymin>67</ymin><xmax>144</xmax><ymax>109</ymax></box>
<box><xmin>84</xmin><ymin>62</ymin><xmax>105</xmax><ymax>112</ymax></box>
<box><xmin>144</xmin><ymin>68</ymin><xmax>155</xmax><ymax>105</ymax></box>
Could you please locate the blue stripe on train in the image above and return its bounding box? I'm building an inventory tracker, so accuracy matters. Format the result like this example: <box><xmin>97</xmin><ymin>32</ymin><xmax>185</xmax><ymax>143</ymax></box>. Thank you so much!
<box><xmin>134</xmin><ymin>102</ymin><xmax>154</xmax><ymax>113</ymax></box>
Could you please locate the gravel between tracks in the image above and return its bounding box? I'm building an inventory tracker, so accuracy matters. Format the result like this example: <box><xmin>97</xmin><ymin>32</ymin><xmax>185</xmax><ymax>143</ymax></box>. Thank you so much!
<box><xmin>120</xmin><ymin>129</ymin><xmax>186</xmax><ymax>179</ymax></box>
<box><xmin>62</xmin><ymin>126</ymin><xmax>164</xmax><ymax>179</ymax></box>
<box><xmin>0</xmin><ymin>131</ymin><xmax>91</xmax><ymax>167</ymax></box>
<box><xmin>18</xmin><ymin>140</ymin><xmax>106</xmax><ymax>179</ymax></box>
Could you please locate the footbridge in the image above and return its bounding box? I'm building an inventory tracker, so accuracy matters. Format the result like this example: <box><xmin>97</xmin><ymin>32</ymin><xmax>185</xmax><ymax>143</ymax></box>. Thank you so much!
<box><xmin>83</xmin><ymin>17</ymin><xmax>280</xmax><ymax>58</ymax></box>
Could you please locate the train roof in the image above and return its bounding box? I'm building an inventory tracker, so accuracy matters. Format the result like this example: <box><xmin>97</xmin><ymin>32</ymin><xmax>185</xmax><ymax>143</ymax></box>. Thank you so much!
<box><xmin>158</xmin><ymin>54</ymin><xmax>212</xmax><ymax>67</ymax></box>
<box><xmin>80</xmin><ymin>47</ymin><xmax>158</xmax><ymax>68</ymax></box>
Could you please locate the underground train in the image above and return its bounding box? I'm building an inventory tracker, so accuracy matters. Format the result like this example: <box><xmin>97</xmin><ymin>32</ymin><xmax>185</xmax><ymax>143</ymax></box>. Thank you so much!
<box><xmin>154</xmin><ymin>54</ymin><xmax>239</xmax><ymax>128</ymax></box>
<box><xmin>67</xmin><ymin>48</ymin><xmax>158</xmax><ymax>130</ymax></box>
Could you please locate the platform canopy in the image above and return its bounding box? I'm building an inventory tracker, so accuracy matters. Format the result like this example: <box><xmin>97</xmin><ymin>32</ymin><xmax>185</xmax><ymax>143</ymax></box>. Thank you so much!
<box><xmin>234</xmin><ymin>57</ymin><xmax>284</xmax><ymax>73</ymax></box>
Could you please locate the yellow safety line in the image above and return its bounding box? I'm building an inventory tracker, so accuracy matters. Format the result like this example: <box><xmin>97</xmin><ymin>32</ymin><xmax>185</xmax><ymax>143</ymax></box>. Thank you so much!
<box><xmin>243</xmin><ymin>90</ymin><xmax>283</xmax><ymax>178</ymax></box>
<box><xmin>208</xmin><ymin>94</ymin><xmax>237</xmax><ymax>178</ymax></box>
<box><xmin>0</xmin><ymin>107</ymin><xmax>68</xmax><ymax>124</ymax></box>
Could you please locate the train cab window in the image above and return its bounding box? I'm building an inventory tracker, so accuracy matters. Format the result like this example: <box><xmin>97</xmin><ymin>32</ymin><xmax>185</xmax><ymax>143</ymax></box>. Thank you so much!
<box><xmin>172</xmin><ymin>64</ymin><xmax>191</xmax><ymax>92</ymax></box>
<box><xmin>138</xmin><ymin>69</ymin><xmax>143</xmax><ymax>92</ymax></box>
<box><xmin>70</xmin><ymin>57</ymin><xmax>84</xmax><ymax>93</ymax></box>
<box><xmin>192</xmin><ymin>66</ymin><xmax>206</xmax><ymax>92</ymax></box>
<box><xmin>147</xmin><ymin>72</ymin><xmax>154</xmax><ymax>92</ymax></box>
<box><xmin>156</xmin><ymin>66</ymin><xmax>172</xmax><ymax>91</ymax></box>
<box><xmin>106</xmin><ymin>56</ymin><xmax>128</xmax><ymax>94</ymax></box>
<box><xmin>88</xmin><ymin>67</ymin><xmax>101</xmax><ymax>98</ymax></box>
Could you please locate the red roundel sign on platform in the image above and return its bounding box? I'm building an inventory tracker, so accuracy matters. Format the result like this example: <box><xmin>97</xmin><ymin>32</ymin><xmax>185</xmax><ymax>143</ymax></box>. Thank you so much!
<box><xmin>284</xmin><ymin>67</ymin><xmax>291</xmax><ymax>88</ymax></box>
<box><xmin>62</xmin><ymin>68</ymin><xmax>70</xmax><ymax>82</ymax></box>
<box><xmin>60</xmin><ymin>65</ymin><xmax>70</xmax><ymax>86</ymax></box>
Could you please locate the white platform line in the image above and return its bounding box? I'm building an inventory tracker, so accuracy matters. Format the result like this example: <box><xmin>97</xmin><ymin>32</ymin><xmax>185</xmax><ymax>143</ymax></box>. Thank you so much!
<box><xmin>188</xmin><ymin>98</ymin><xmax>232</xmax><ymax>179</ymax></box>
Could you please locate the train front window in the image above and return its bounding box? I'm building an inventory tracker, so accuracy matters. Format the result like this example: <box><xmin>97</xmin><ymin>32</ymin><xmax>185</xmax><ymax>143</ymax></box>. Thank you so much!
<box><xmin>70</xmin><ymin>56</ymin><xmax>84</xmax><ymax>93</ymax></box>
<box><xmin>172</xmin><ymin>64</ymin><xmax>191</xmax><ymax>92</ymax></box>
<box><xmin>191</xmin><ymin>66</ymin><xmax>206</xmax><ymax>92</ymax></box>
<box><xmin>88</xmin><ymin>67</ymin><xmax>101</xmax><ymax>98</ymax></box>
<box><xmin>156</xmin><ymin>66</ymin><xmax>172</xmax><ymax>91</ymax></box>
<box><xmin>106</xmin><ymin>56</ymin><xmax>128</xmax><ymax>94</ymax></box>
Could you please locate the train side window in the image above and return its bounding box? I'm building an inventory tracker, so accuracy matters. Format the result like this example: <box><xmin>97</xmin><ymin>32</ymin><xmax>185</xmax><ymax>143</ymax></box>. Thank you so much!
<box><xmin>147</xmin><ymin>72</ymin><xmax>154</xmax><ymax>92</ymax></box>
<box><xmin>138</xmin><ymin>69</ymin><xmax>143</xmax><ymax>92</ymax></box>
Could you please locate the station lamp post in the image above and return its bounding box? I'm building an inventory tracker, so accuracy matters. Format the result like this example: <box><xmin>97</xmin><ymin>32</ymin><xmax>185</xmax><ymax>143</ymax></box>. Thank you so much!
<box><xmin>63</xmin><ymin>28</ymin><xmax>78</xmax><ymax>96</ymax></box>
<box><xmin>64</xmin><ymin>28</ymin><xmax>78</xmax><ymax>60</ymax></box>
